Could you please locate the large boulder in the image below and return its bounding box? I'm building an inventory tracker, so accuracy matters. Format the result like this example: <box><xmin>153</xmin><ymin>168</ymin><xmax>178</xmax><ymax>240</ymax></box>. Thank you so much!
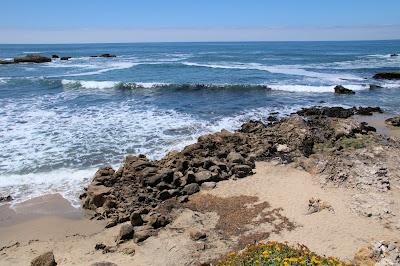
<box><xmin>115</xmin><ymin>224</ymin><xmax>134</xmax><ymax>242</ymax></box>
<box><xmin>31</xmin><ymin>251</ymin><xmax>57</xmax><ymax>266</ymax></box>
<box><xmin>334</xmin><ymin>85</ymin><xmax>355</xmax><ymax>95</ymax></box>
<box><xmin>84</xmin><ymin>185</ymin><xmax>112</xmax><ymax>208</ymax></box>
<box><xmin>14</xmin><ymin>54</ymin><xmax>51</xmax><ymax>64</ymax></box>
<box><xmin>373</xmin><ymin>72</ymin><xmax>400</xmax><ymax>80</ymax></box>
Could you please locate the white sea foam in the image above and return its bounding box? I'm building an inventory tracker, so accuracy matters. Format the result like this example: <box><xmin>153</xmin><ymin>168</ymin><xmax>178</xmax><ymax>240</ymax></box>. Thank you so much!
<box><xmin>268</xmin><ymin>84</ymin><xmax>368</xmax><ymax>93</ymax></box>
<box><xmin>0</xmin><ymin>168</ymin><xmax>98</xmax><ymax>207</ymax></box>
<box><xmin>182</xmin><ymin>62</ymin><xmax>363</xmax><ymax>82</ymax></box>
<box><xmin>61</xmin><ymin>79</ymin><xmax>168</xmax><ymax>89</ymax></box>
<box><xmin>0</xmin><ymin>90</ymin><xmax>320</xmax><ymax>207</ymax></box>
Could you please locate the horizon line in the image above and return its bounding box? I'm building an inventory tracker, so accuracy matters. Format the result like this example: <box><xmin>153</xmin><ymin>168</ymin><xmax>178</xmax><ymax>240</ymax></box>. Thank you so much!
<box><xmin>1</xmin><ymin>39</ymin><xmax>400</xmax><ymax>45</ymax></box>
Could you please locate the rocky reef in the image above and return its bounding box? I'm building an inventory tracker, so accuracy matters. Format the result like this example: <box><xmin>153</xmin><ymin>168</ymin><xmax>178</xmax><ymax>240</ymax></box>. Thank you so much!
<box><xmin>80</xmin><ymin>106</ymin><xmax>399</xmax><ymax>243</ymax></box>
<box><xmin>373</xmin><ymin>72</ymin><xmax>400</xmax><ymax>80</ymax></box>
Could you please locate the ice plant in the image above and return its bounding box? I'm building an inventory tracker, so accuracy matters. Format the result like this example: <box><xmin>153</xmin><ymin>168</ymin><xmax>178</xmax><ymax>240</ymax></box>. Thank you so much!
<box><xmin>217</xmin><ymin>241</ymin><xmax>352</xmax><ymax>266</ymax></box>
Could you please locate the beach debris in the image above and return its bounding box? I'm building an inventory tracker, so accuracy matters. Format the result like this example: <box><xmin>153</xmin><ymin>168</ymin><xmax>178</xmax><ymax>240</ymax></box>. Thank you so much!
<box><xmin>306</xmin><ymin>198</ymin><xmax>334</xmax><ymax>215</ymax></box>
<box><xmin>385</xmin><ymin>116</ymin><xmax>400</xmax><ymax>127</ymax></box>
<box><xmin>30</xmin><ymin>251</ymin><xmax>57</xmax><ymax>266</ymax></box>
<box><xmin>334</xmin><ymin>85</ymin><xmax>355</xmax><ymax>94</ymax></box>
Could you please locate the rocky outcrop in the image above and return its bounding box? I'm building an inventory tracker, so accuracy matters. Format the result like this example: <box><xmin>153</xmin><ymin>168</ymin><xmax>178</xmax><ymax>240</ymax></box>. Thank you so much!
<box><xmin>81</xmin><ymin>106</ymin><xmax>398</xmax><ymax>241</ymax></box>
<box><xmin>373</xmin><ymin>72</ymin><xmax>400</xmax><ymax>80</ymax></box>
<box><xmin>60</xmin><ymin>56</ymin><xmax>72</xmax><ymax>61</ymax></box>
<box><xmin>390</xmin><ymin>53</ymin><xmax>398</xmax><ymax>57</ymax></box>
<box><xmin>334</xmin><ymin>85</ymin><xmax>355</xmax><ymax>94</ymax></box>
<box><xmin>52</xmin><ymin>55</ymin><xmax>59</xmax><ymax>59</ymax></box>
<box><xmin>31</xmin><ymin>251</ymin><xmax>57</xmax><ymax>266</ymax></box>
<box><xmin>14</xmin><ymin>55</ymin><xmax>51</xmax><ymax>64</ymax></box>
<box><xmin>296</xmin><ymin>106</ymin><xmax>382</xmax><ymax>118</ymax></box>
<box><xmin>385</xmin><ymin>116</ymin><xmax>400</xmax><ymax>127</ymax></box>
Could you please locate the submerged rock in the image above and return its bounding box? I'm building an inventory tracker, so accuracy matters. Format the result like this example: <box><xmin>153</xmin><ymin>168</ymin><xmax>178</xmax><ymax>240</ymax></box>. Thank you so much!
<box><xmin>334</xmin><ymin>85</ymin><xmax>355</xmax><ymax>95</ymax></box>
<box><xmin>369</xmin><ymin>84</ymin><xmax>383</xmax><ymax>90</ymax></box>
<box><xmin>51</xmin><ymin>54</ymin><xmax>59</xmax><ymax>59</ymax></box>
<box><xmin>60</xmin><ymin>56</ymin><xmax>72</xmax><ymax>61</ymax></box>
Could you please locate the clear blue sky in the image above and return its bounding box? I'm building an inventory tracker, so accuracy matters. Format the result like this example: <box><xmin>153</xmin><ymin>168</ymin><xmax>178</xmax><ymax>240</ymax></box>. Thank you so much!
<box><xmin>1</xmin><ymin>0</ymin><xmax>400</xmax><ymax>43</ymax></box>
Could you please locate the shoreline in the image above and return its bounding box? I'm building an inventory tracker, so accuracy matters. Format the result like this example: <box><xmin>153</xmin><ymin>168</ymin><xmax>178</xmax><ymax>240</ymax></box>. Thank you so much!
<box><xmin>1</xmin><ymin>108</ymin><xmax>400</xmax><ymax>265</ymax></box>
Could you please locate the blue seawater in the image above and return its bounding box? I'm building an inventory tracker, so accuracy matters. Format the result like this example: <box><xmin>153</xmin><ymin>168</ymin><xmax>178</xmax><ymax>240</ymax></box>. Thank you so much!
<box><xmin>0</xmin><ymin>41</ymin><xmax>399</xmax><ymax>205</ymax></box>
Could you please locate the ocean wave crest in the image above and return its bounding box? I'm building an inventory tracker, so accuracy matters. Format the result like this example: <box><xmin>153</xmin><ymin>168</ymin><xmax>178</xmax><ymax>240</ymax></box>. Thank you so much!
<box><xmin>182</xmin><ymin>62</ymin><xmax>363</xmax><ymax>82</ymax></box>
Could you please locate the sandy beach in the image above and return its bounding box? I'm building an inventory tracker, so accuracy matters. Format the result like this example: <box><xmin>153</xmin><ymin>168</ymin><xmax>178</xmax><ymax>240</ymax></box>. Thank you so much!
<box><xmin>1</xmin><ymin>112</ymin><xmax>400</xmax><ymax>265</ymax></box>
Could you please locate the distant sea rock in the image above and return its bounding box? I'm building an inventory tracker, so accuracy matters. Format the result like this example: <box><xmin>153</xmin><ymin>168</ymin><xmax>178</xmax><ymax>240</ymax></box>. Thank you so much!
<box><xmin>13</xmin><ymin>54</ymin><xmax>52</xmax><ymax>63</ymax></box>
<box><xmin>373</xmin><ymin>72</ymin><xmax>400</xmax><ymax>80</ymax></box>
<box><xmin>60</xmin><ymin>56</ymin><xmax>72</xmax><ymax>61</ymax></box>
<box><xmin>334</xmin><ymin>85</ymin><xmax>355</xmax><ymax>95</ymax></box>
<box><xmin>52</xmin><ymin>54</ymin><xmax>60</xmax><ymax>59</ymax></box>
<box><xmin>90</xmin><ymin>53</ymin><xmax>117</xmax><ymax>58</ymax></box>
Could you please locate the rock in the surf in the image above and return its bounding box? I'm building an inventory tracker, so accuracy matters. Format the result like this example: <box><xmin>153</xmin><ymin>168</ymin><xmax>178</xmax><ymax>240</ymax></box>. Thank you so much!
<box><xmin>373</xmin><ymin>72</ymin><xmax>400</xmax><ymax>80</ymax></box>
<box><xmin>13</xmin><ymin>54</ymin><xmax>52</xmax><ymax>64</ymax></box>
<box><xmin>334</xmin><ymin>85</ymin><xmax>355</xmax><ymax>94</ymax></box>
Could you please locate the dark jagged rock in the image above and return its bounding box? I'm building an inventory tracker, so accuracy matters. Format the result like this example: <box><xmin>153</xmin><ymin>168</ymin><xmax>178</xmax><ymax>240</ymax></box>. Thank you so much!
<box><xmin>373</xmin><ymin>72</ymin><xmax>400</xmax><ymax>80</ymax></box>
<box><xmin>390</xmin><ymin>53</ymin><xmax>398</xmax><ymax>57</ymax></box>
<box><xmin>0</xmin><ymin>59</ymin><xmax>14</xmax><ymax>65</ymax></box>
<box><xmin>0</xmin><ymin>195</ymin><xmax>13</xmax><ymax>202</ymax></box>
<box><xmin>334</xmin><ymin>85</ymin><xmax>355</xmax><ymax>95</ymax></box>
<box><xmin>60</xmin><ymin>56</ymin><xmax>72</xmax><ymax>61</ymax></box>
<box><xmin>31</xmin><ymin>251</ymin><xmax>57</xmax><ymax>266</ymax></box>
<box><xmin>356</xmin><ymin>107</ymin><xmax>383</xmax><ymax>116</ymax></box>
<box><xmin>52</xmin><ymin>55</ymin><xmax>59</xmax><ymax>59</ymax></box>
<box><xmin>100</xmin><ymin>54</ymin><xmax>116</xmax><ymax>58</ymax></box>
<box><xmin>385</xmin><ymin>116</ymin><xmax>400</xmax><ymax>127</ymax></box>
<box><xmin>14</xmin><ymin>54</ymin><xmax>51</xmax><ymax>64</ymax></box>
<box><xmin>297</xmin><ymin>106</ymin><xmax>355</xmax><ymax>118</ymax></box>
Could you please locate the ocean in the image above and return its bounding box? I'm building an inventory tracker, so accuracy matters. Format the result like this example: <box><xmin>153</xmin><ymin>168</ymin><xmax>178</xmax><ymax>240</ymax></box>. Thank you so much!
<box><xmin>0</xmin><ymin>40</ymin><xmax>399</xmax><ymax>206</ymax></box>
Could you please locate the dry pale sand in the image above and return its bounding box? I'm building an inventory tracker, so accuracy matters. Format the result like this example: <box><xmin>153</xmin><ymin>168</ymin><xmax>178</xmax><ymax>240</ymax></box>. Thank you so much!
<box><xmin>1</xmin><ymin>161</ymin><xmax>399</xmax><ymax>265</ymax></box>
